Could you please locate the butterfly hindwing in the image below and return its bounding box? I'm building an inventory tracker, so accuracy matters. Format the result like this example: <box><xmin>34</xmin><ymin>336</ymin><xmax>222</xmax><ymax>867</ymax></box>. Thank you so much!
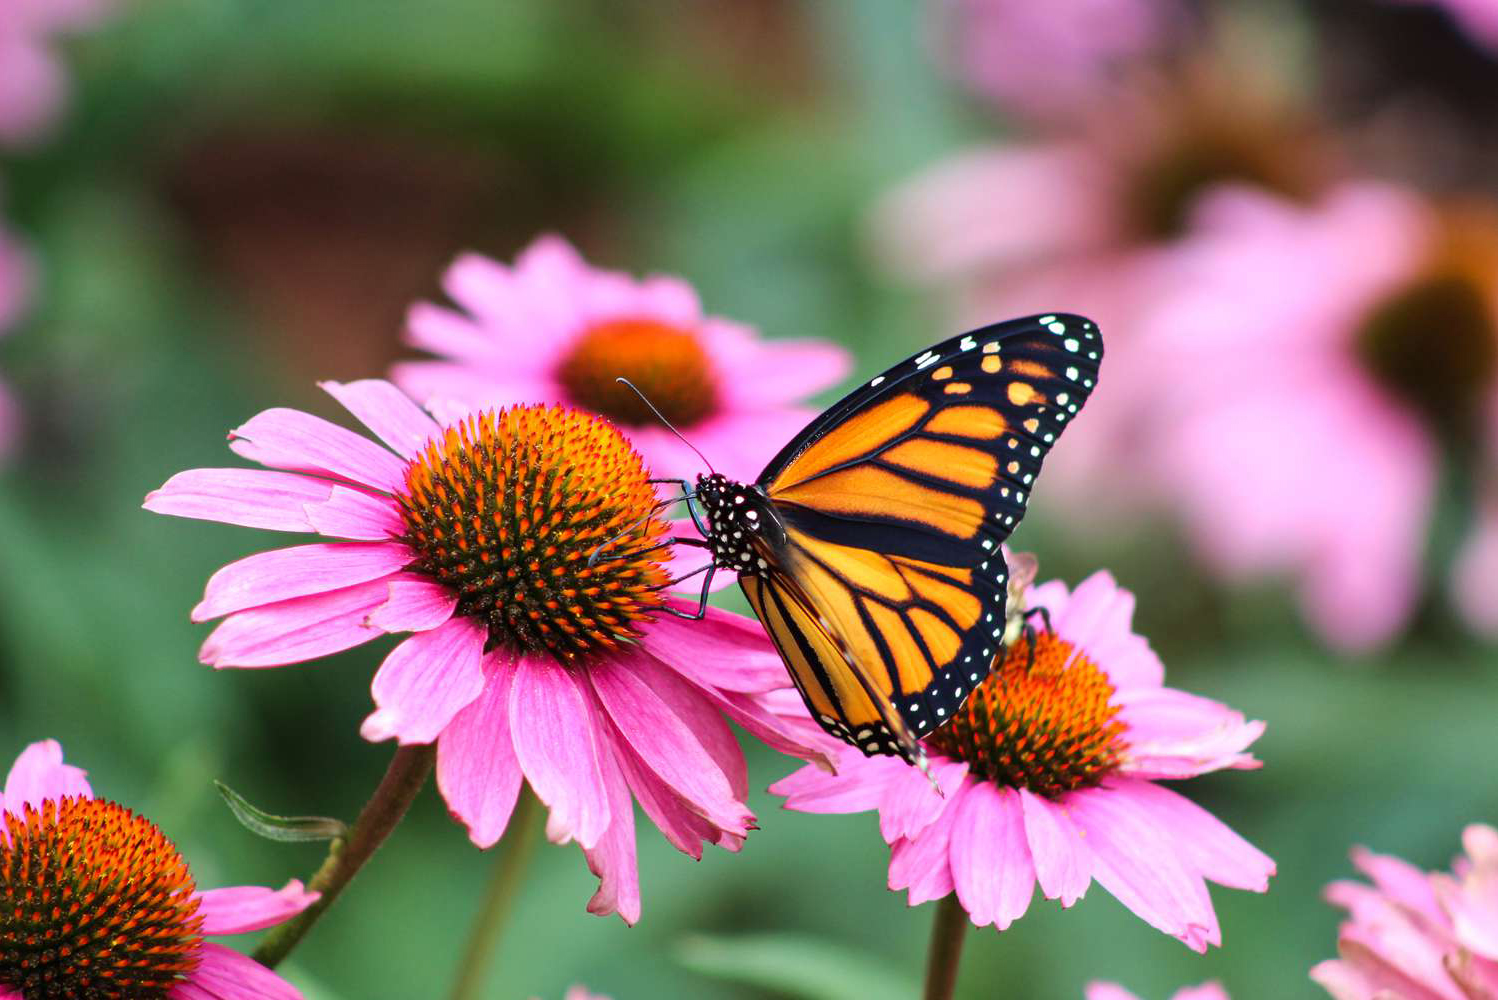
<box><xmin>749</xmin><ymin>313</ymin><xmax>1102</xmax><ymax>756</ymax></box>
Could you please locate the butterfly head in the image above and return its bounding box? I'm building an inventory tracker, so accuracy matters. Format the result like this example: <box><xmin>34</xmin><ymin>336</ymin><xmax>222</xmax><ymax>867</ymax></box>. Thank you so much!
<box><xmin>694</xmin><ymin>472</ymin><xmax>775</xmax><ymax>575</ymax></box>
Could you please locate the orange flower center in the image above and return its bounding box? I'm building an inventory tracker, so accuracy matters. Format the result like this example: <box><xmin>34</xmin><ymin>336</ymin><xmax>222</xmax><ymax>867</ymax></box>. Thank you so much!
<box><xmin>925</xmin><ymin>631</ymin><xmax>1126</xmax><ymax>799</ymax></box>
<box><xmin>1355</xmin><ymin>205</ymin><xmax>1498</xmax><ymax>448</ymax></box>
<box><xmin>397</xmin><ymin>404</ymin><xmax>673</xmax><ymax>661</ymax></box>
<box><xmin>556</xmin><ymin>319</ymin><xmax>720</xmax><ymax>428</ymax></box>
<box><xmin>0</xmin><ymin>797</ymin><xmax>202</xmax><ymax>1000</ymax></box>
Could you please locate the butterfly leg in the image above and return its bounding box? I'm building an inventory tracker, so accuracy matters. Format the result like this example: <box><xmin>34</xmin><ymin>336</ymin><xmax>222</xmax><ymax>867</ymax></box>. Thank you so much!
<box><xmin>1018</xmin><ymin>606</ymin><xmax>1053</xmax><ymax>672</ymax></box>
<box><xmin>656</xmin><ymin>564</ymin><xmax>717</xmax><ymax>621</ymax></box>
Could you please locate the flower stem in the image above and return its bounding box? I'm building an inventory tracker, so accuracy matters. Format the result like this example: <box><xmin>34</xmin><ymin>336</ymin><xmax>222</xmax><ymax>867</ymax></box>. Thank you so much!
<box><xmin>447</xmin><ymin>788</ymin><xmax>544</xmax><ymax>1000</ymax></box>
<box><xmin>923</xmin><ymin>893</ymin><xmax>970</xmax><ymax>1000</ymax></box>
<box><xmin>254</xmin><ymin>744</ymin><xmax>436</xmax><ymax>969</ymax></box>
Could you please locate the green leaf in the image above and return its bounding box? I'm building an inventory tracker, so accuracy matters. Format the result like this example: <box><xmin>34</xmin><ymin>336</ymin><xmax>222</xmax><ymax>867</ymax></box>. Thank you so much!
<box><xmin>214</xmin><ymin>781</ymin><xmax>348</xmax><ymax>844</ymax></box>
<box><xmin>676</xmin><ymin>932</ymin><xmax>918</xmax><ymax>1000</ymax></box>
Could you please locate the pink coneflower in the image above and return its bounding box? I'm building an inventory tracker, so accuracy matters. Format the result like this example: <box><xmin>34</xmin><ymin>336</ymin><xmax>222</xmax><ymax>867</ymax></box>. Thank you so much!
<box><xmin>1311</xmin><ymin>824</ymin><xmax>1498</xmax><ymax>999</ymax></box>
<box><xmin>145</xmin><ymin>381</ymin><xmax>827</xmax><ymax>923</ymax></box>
<box><xmin>872</xmin><ymin>63</ymin><xmax>1333</xmax><ymax>520</ymax></box>
<box><xmin>1145</xmin><ymin>182</ymin><xmax>1498</xmax><ymax>650</ymax></box>
<box><xmin>0</xmin><ymin>0</ymin><xmax>113</xmax><ymax>147</ymax></box>
<box><xmin>771</xmin><ymin>569</ymin><xmax>1273</xmax><ymax>952</ymax></box>
<box><xmin>0</xmin><ymin>739</ymin><xmax>318</xmax><ymax>999</ymax></box>
<box><xmin>1087</xmin><ymin>984</ymin><xmax>1229</xmax><ymax>1000</ymax></box>
<box><xmin>390</xmin><ymin>235</ymin><xmax>850</xmax><ymax>483</ymax></box>
<box><xmin>935</xmin><ymin>0</ymin><xmax>1180</xmax><ymax>122</ymax></box>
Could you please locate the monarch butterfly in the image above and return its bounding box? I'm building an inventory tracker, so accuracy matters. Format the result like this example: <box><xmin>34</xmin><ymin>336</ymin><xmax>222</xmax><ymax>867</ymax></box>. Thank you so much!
<box><xmin>651</xmin><ymin>314</ymin><xmax>1101</xmax><ymax>765</ymax></box>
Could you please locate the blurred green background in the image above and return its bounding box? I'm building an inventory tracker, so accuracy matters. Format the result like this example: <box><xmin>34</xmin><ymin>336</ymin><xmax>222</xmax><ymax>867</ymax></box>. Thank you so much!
<box><xmin>1</xmin><ymin>2</ymin><xmax>1495</xmax><ymax>997</ymax></box>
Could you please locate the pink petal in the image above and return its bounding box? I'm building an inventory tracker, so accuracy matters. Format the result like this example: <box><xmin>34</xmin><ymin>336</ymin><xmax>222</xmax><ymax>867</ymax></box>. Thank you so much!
<box><xmin>1350</xmin><ymin>847</ymin><xmax>1446</xmax><ymax>925</ymax></box>
<box><xmin>580</xmin><ymin>746</ymin><xmax>642</xmax><ymax>925</ymax></box>
<box><xmin>644</xmin><ymin>603</ymin><xmax>789</xmax><ymax>694</ymax></box>
<box><xmin>712</xmin><ymin>334</ymin><xmax>852</xmax><ymax>408</ymax></box>
<box><xmin>405</xmin><ymin>302</ymin><xmax>503</xmax><ymax>363</ymax></box>
<box><xmin>436</xmin><ymin>654</ymin><xmax>524</xmax><ymax>849</ymax></box>
<box><xmin>888</xmin><ymin>821</ymin><xmax>956</xmax><ymax>907</ymax></box>
<box><xmin>228</xmin><ymin>407</ymin><xmax>408</xmax><ymax>495</ymax></box>
<box><xmin>1019</xmin><ymin>787</ymin><xmax>1092</xmax><ymax>905</ymax></box>
<box><xmin>588</xmin><ymin>653</ymin><xmax>750</xmax><ymax>833</ymax></box>
<box><xmin>1174</xmin><ymin>985</ymin><xmax>1232</xmax><ymax>1000</ymax></box>
<box><xmin>1117</xmin><ymin>688</ymin><xmax>1265</xmax><ymax>778</ymax></box>
<box><xmin>949</xmin><ymin>783</ymin><xmax>1036</xmax><ymax>930</ymax></box>
<box><xmin>319</xmin><ymin>380</ymin><xmax>438</xmax><ymax>460</ymax></box>
<box><xmin>365</xmin><ymin>576</ymin><xmax>457</xmax><ymax>633</ymax></box>
<box><xmin>770</xmin><ymin>756</ymin><xmax>891</xmax><ymax>816</ymax></box>
<box><xmin>3</xmin><ymin>740</ymin><xmax>90</xmax><ymax>813</ymax></box>
<box><xmin>179</xmin><ymin>942</ymin><xmax>303</xmax><ymax>1000</ymax></box>
<box><xmin>304</xmin><ymin>485</ymin><xmax>405</xmax><ymax>540</ymax></box>
<box><xmin>360</xmin><ymin>617</ymin><xmax>488</xmax><ymax>745</ymax></box>
<box><xmin>144</xmin><ymin>469</ymin><xmax>331</xmax><ymax>533</ymax></box>
<box><xmin>700</xmin><ymin>687</ymin><xmax>835</xmax><ymax>769</ymax></box>
<box><xmin>1045</xmin><ymin>570</ymin><xmax>1164</xmax><ymax>689</ymax></box>
<box><xmin>509</xmin><ymin>655</ymin><xmax>611</xmax><ymax>850</ymax></box>
<box><xmin>195</xmin><ymin>881</ymin><xmax>318</xmax><ymax>936</ymax></box>
<box><xmin>192</xmin><ymin>543</ymin><xmax>413</xmax><ymax>622</ymax></box>
<box><xmin>1067</xmin><ymin>786</ymin><xmax>1220</xmax><ymax>952</ymax></box>
<box><xmin>199</xmin><ymin>579</ymin><xmax>392</xmax><ymax>668</ymax></box>
<box><xmin>612</xmin><ymin>736</ymin><xmax>726</xmax><ymax>860</ymax></box>
<box><xmin>1111</xmin><ymin>781</ymin><xmax>1273</xmax><ymax>891</ymax></box>
<box><xmin>1084</xmin><ymin>985</ymin><xmax>1142</xmax><ymax>1000</ymax></box>
<box><xmin>879</xmin><ymin>757</ymin><xmax>968</xmax><ymax>843</ymax></box>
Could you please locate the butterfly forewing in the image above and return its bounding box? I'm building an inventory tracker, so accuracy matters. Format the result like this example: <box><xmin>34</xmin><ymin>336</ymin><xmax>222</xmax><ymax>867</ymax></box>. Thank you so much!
<box><xmin>749</xmin><ymin>313</ymin><xmax>1102</xmax><ymax>759</ymax></box>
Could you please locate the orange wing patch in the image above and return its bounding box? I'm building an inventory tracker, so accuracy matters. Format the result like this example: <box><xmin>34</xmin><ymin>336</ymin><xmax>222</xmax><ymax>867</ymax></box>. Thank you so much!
<box><xmin>775</xmin><ymin>465</ymin><xmax>986</xmax><ymax>537</ymax></box>
<box><xmin>771</xmin><ymin>393</ymin><xmax>929</xmax><ymax>491</ymax></box>
<box><xmin>882</xmin><ymin>438</ymin><xmax>998</xmax><ymax>490</ymax></box>
<box><xmin>925</xmin><ymin>406</ymin><xmax>1007</xmax><ymax>440</ymax></box>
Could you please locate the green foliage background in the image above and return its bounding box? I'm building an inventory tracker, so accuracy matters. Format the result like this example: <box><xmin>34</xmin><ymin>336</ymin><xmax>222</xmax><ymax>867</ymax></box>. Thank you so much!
<box><xmin>1</xmin><ymin>3</ymin><xmax>1494</xmax><ymax>997</ymax></box>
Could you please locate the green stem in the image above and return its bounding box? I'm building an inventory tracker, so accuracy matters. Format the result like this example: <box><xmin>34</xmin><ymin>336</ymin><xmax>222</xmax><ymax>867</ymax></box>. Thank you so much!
<box><xmin>447</xmin><ymin>789</ymin><xmax>544</xmax><ymax>1000</ymax></box>
<box><xmin>922</xmin><ymin>893</ymin><xmax>970</xmax><ymax>1000</ymax></box>
<box><xmin>254</xmin><ymin>744</ymin><xmax>436</xmax><ymax>969</ymax></box>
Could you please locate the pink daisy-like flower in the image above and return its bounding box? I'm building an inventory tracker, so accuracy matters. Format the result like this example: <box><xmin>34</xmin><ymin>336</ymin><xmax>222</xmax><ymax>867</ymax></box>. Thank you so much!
<box><xmin>0</xmin><ymin>739</ymin><xmax>318</xmax><ymax>999</ymax></box>
<box><xmin>0</xmin><ymin>0</ymin><xmax>113</xmax><ymax>147</ymax></box>
<box><xmin>935</xmin><ymin>0</ymin><xmax>1180</xmax><ymax>122</ymax></box>
<box><xmin>145</xmin><ymin>382</ymin><xmax>827</xmax><ymax>924</ymax></box>
<box><xmin>390</xmin><ymin>234</ymin><xmax>850</xmax><ymax>483</ymax></box>
<box><xmin>871</xmin><ymin>65</ymin><xmax>1332</xmax><ymax>521</ymax></box>
<box><xmin>771</xmin><ymin>569</ymin><xmax>1273</xmax><ymax>952</ymax></box>
<box><xmin>1311</xmin><ymin>824</ymin><xmax>1498</xmax><ymax>999</ymax></box>
<box><xmin>1087</xmin><ymin>983</ymin><xmax>1230</xmax><ymax>1000</ymax></box>
<box><xmin>1144</xmin><ymin>182</ymin><xmax>1498</xmax><ymax>650</ymax></box>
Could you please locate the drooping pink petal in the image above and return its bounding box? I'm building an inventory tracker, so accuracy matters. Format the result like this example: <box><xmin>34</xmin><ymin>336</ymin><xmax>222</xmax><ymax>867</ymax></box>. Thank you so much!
<box><xmin>303</xmin><ymin>485</ymin><xmax>405</xmax><ymax>540</ymax></box>
<box><xmin>181</xmin><ymin>942</ymin><xmax>304</xmax><ymax>1000</ymax></box>
<box><xmin>2</xmin><ymin>740</ymin><xmax>91</xmax><ymax>812</ymax></box>
<box><xmin>199</xmin><ymin>578</ymin><xmax>393</xmax><ymax>668</ymax></box>
<box><xmin>1349</xmin><ymin>846</ymin><xmax>1446</xmax><ymax>926</ymax></box>
<box><xmin>229</xmin><ymin>408</ymin><xmax>408</xmax><ymax>495</ymax></box>
<box><xmin>769</xmin><ymin>755</ymin><xmax>891</xmax><ymax>815</ymax></box>
<box><xmin>1109</xmin><ymin>780</ymin><xmax>1274</xmax><ymax>892</ymax></box>
<box><xmin>694</xmin><ymin>686</ymin><xmax>835</xmax><ymax>769</ymax></box>
<box><xmin>1084</xmin><ymin>985</ymin><xmax>1142</xmax><ymax>1000</ymax></box>
<box><xmin>1116</xmin><ymin>688</ymin><xmax>1264</xmax><ymax>778</ymax></box>
<box><xmin>1068</xmin><ymin>786</ymin><xmax>1220</xmax><ymax>952</ymax></box>
<box><xmin>360</xmin><ymin>617</ymin><xmax>488</xmax><ymax>745</ymax></box>
<box><xmin>436</xmin><ymin>653</ymin><xmax>524</xmax><ymax>849</ymax></box>
<box><xmin>508</xmin><ymin>655</ymin><xmax>611</xmax><ymax>850</ymax></box>
<box><xmin>195</xmin><ymin>881</ymin><xmax>318</xmax><ymax>936</ymax></box>
<box><xmin>144</xmin><ymin>469</ymin><xmax>331</xmax><ymax>533</ymax></box>
<box><xmin>192</xmin><ymin>543</ymin><xmax>413</xmax><ymax>622</ymax></box>
<box><xmin>888</xmin><ymin>817</ymin><xmax>956</xmax><ymax>907</ymax></box>
<box><xmin>611</xmin><ymin>734</ymin><xmax>726</xmax><ymax>860</ymax></box>
<box><xmin>405</xmin><ymin>302</ymin><xmax>505</xmax><ymax>364</ymax></box>
<box><xmin>588</xmin><ymin>654</ymin><xmax>749</xmax><ymax>833</ymax></box>
<box><xmin>580</xmin><ymin>746</ymin><xmax>642</xmax><ymax>925</ymax></box>
<box><xmin>878</xmin><ymin>757</ymin><xmax>968</xmax><ymax>843</ymax></box>
<box><xmin>645</xmin><ymin>602</ymin><xmax>790</xmax><ymax>694</ymax></box>
<box><xmin>365</xmin><ymin>576</ymin><xmax>457</xmax><ymax>633</ymax></box>
<box><xmin>948</xmin><ymin>783</ymin><xmax>1036</xmax><ymax>930</ymax></box>
<box><xmin>1018</xmin><ymin>787</ymin><xmax>1092</xmax><ymax>906</ymax></box>
<box><xmin>318</xmin><ymin>380</ymin><xmax>439</xmax><ymax>460</ymax></box>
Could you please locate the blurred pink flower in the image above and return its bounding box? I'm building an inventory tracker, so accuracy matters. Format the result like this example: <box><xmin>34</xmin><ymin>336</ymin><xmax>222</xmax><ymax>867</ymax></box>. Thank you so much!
<box><xmin>0</xmin><ymin>0</ymin><xmax>114</xmax><ymax>146</ymax></box>
<box><xmin>1454</xmin><ymin>493</ymin><xmax>1498</xmax><ymax>636</ymax></box>
<box><xmin>1392</xmin><ymin>0</ymin><xmax>1498</xmax><ymax>48</ymax></box>
<box><xmin>1311</xmin><ymin>824</ymin><xmax>1498</xmax><ymax>999</ymax></box>
<box><xmin>1145</xmin><ymin>182</ymin><xmax>1498</xmax><ymax>650</ymax></box>
<box><xmin>145</xmin><ymin>383</ymin><xmax>827</xmax><ymax>924</ymax></box>
<box><xmin>936</xmin><ymin>0</ymin><xmax>1179</xmax><ymax>121</ymax></box>
<box><xmin>771</xmin><ymin>570</ymin><xmax>1272</xmax><ymax>952</ymax></box>
<box><xmin>1087</xmin><ymin>983</ymin><xmax>1230</xmax><ymax>1000</ymax></box>
<box><xmin>0</xmin><ymin>739</ymin><xmax>318</xmax><ymax>999</ymax></box>
<box><xmin>872</xmin><ymin>72</ymin><xmax>1331</xmax><ymax>521</ymax></box>
<box><xmin>391</xmin><ymin>235</ymin><xmax>850</xmax><ymax>483</ymax></box>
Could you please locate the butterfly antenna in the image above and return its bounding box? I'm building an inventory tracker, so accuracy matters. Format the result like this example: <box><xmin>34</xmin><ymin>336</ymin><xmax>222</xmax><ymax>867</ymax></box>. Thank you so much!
<box><xmin>615</xmin><ymin>377</ymin><xmax>715</xmax><ymax>474</ymax></box>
